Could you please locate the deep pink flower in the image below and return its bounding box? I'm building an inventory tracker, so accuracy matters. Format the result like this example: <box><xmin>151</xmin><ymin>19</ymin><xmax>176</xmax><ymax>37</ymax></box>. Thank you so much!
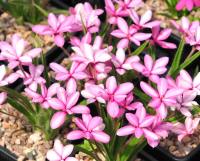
<box><xmin>46</xmin><ymin>139</ymin><xmax>77</xmax><ymax>161</ymax></box>
<box><xmin>69</xmin><ymin>2</ymin><xmax>103</xmax><ymax>33</ymax></box>
<box><xmin>0</xmin><ymin>65</ymin><xmax>19</xmax><ymax>86</ymax></box>
<box><xmin>82</xmin><ymin>76</ymin><xmax>134</xmax><ymax>118</ymax></box>
<box><xmin>132</xmin><ymin>54</ymin><xmax>169</xmax><ymax>83</ymax></box>
<box><xmin>0</xmin><ymin>92</ymin><xmax>7</xmax><ymax>105</ymax></box>
<box><xmin>151</xmin><ymin>26</ymin><xmax>177</xmax><ymax>49</ymax></box>
<box><xmin>111</xmin><ymin>17</ymin><xmax>152</xmax><ymax>48</ymax></box>
<box><xmin>129</xmin><ymin>10</ymin><xmax>160</xmax><ymax>30</ymax></box>
<box><xmin>112</xmin><ymin>48</ymin><xmax>140</xmax><ymax>75</ymax></box>
<box><xmin>105</xmin><ymin>0</ymin><xmax>127</xmax><ymax>24</ymax></box>
<box><xmin>176</xmin><ymin>0</ymin><xmax>200</xmax><ymax>11</ymax></box>
<box><xmin>25</xmin><ymin>83</ymin><xmax>60</xmax><ymax>109</ymax></box>
<box><xmin>32</xmin><ymin>13</ymin><xmax>76</xmax><ymax>47</ymax></box>
<box><xmin>0</xmin><ymin>34</ymin><xmax>41</xmax><ymax>69</ymax></box>
<box><xmin>117</xmin><ymin>106</ymin><xmax>158</xmax><ymax>147</ymax></box>
<box><xmin>17</xmin><ymin>65</ymin><xmax>45</xmax><ymax>91</ymax></box>
<box><xmin>172</xmin><ymin>117</ymin><xmax>200</xmax><ymax>141</ymax></box>
<box><xmin>67</xmin><ymin>114</ymin><xmax>110</xmax><ymax>143</ymax></box>
<box><xmin>48</xmin><ymin>87</ymin><xmax>90</xmax><ymax>129</ymax></box>
<box><xmin>140</xmin><ymin>78</ymin><xmax>183</xmax><ymax>119</ymax></box>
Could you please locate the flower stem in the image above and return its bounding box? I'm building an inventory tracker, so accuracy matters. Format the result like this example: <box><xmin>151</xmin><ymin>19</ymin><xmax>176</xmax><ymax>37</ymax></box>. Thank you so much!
<box><xmin>186</xmin><ymin>47</ymin><xmax>195</xmax><ymax>60</ymax></box>
<box><xmin>61</xmin><ymin>47</ymin><xmax>70</xmax><ymax>57</ymax></box>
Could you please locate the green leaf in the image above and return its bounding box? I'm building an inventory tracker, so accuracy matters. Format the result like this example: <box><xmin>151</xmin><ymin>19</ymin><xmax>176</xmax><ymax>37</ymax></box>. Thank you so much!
<box><xmin>120</xmin><ymin>137</ymin><xmax>146</xmax><ymax>161</ymax></box>
<box><xmin>168</xmin><ymin>39</ymin><xmax>185</xmax><ymax>76</ymax></box>
<box><xmin>74</xmin><ymin>145</ymin><xmax>98</xmax><ymax>160</ymax></box>
<box><xmin>172</xmin><ymin>50</ymin><xmax>200</xmax><ymax>76</ymax></box>
<box><xmin>133</xmin><ymin>87</ymin><xmax>150</xmax><ymax>104</ymax></box>
<box><xmin>132</xmin><ymin>41</ymin><xmax>149</xmax><ymax>55</ymax></box>
<box><xmin>7</xmin><ymin>97</ymin><xmax>35</xmax><ymax>124</ymax></box>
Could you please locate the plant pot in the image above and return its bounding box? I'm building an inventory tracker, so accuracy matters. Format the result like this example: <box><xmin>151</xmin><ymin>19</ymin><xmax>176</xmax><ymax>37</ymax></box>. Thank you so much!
<box><xmin>0</xmin><ymin>146</ymin><xmax>17</xmax><ymax>161</ymax></box>
<box><xmin>144</xmin><ymin>145</ymin><xmax>200</xmax><ymax>161</ymax></box>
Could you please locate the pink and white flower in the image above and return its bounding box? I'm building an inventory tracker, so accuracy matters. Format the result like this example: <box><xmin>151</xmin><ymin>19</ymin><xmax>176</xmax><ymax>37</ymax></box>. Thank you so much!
<box><xmin>46</xmin><ymin>139</ymin><xmax>77</xmax><ymax>161</ymax></box>
<box><xmin>172</xmin><ymin>117</ymin><xmax>200</xmax><ymax>141</ymax></box>
<box><xmin>17</xmin><ymin>65</ymin><xmax>45</xmax><ymax>91</ymax></box>
<box><xmin>0</xmin><ymin>34</ymin><xmax>41</xmax><ymax>69</ymax></box>
<box><xmin>140</xmin><ymin>78</ymin><xmax>183</xmax><ymax>119</ymax></box>
<box><xmin>48</xmin><ymin>87</ymin><xmax>90</xmax><ymax>129</ymax></box>
<box><xmin>69</xmin><ymin>2</ymin><xmax>103</xmax><ymax>33</ymax></box>
<box><xmin>32</xmin><ymin>13</ymin><xmax>77</xmax><ymax>47</ymax></box>
<box><xmin>151</xmin><ymin>26</ymin><xmax>177</xmax><ymax>49</ymax></box>
<box><xmin>112</xmin><ymin>48</ymin><xmax>140</xmax><ymax>75</ymax></box>
<box><xmin>111</xmin><ymin>17</ymin><xmax>152</xmax><ymax>48</ymax></box>
<box><xmin>67</xmin><ymin>114</ymin><xmax>110</xmax><ymax>143</ymax></box>
<box><xmin>25</xmin><ymin>83</ymin><xmax>60</xmax><ymax>109</ymax></box>
<box><xmin>132</xmin><ymin>54</ymin><xmax>169</xmax><ymax>83</ymax></box>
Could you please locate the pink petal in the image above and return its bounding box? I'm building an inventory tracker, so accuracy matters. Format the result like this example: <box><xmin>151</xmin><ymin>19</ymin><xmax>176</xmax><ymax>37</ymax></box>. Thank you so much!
<box><xmin>107</xmin><ymin>101</ymin><xmax>119</xmax><ymax>118</ymax></box>
<box><xmin>88</xmin><ymin>117</ymin><xmax>103</xmax><ymax>131</ymax></box>
<box><xmin>32</xmin><ymin>25</ymin><xmax>53</xmax><ymax>35</ymax></box>
<box><xmin>66</xmin><ymin>92</ymin><xmax>79</xmax><ymax>109</ymax></box>
<box><xmin>106</xmin><ymin>76</ymin><xmax>117</xmax><ymax>94</ymax></box>
<box><xmin>140</xmin><ymin>81</ymin><xmax>159</xmax><ymax>97</ymax></box>
<box><xmin>157</xmin><ymin>78</ymin><xmax>168</xmax><ymax>96</ymax></box>
<box><xmin>157</xmin><ymin>29</ymin><xmax>172</xmax><ymax>40</ymax></box>
<box><xmin>70</xmin><ymin>105</ymin><xmax>90</xmax><ymax>114</ymax></box>
<box><xmin>48</xmin><ymin>98</ymin><xmax>65</xmax><ymax>110</ymax></box>
<box><xmin>54</xmin><ymin>139</ymin><xmax>63</xmax><ymax>156</ymax></box>
<box><xmin>144</xmin><ymin>54</ymin><xmax>153</xmax><ymax>71</ymax></box>
<box><xmin>117</xmin><ymin>125</ymin><xmax>135</xmax><ymax>136</ymax></box>
<box><xmin>62</xmin><ymin>144</ymin><xmax>74</xmax><ymax>159</ymax></box>
<box><xmin>140</xmin><ymin>116</ymin><xmax>155</xmax><ymax>127</ymax></box>
<box><xmin>46</xmin><ymin>149</ymin><xmax>61</xmax><ymax>161</ymax></box>
<box><xmin>50</xmin><ymin>112</ymin><xmax>66</xmax><ymax>129</ymax></box>
<box><xmin>111</xmin><ymin>30</ymin><xmax>126</xmax><ymax>38</ymax></box>
<box><xmin>66</xmin><ymin>130</ymin><xmax>84</xmax><ymax>140</ymax></box>
<box><xmin>117</xmin><ymin>39</ymin><xmax>129</xmax><ymax>48</ymax></box>
<box><xmin>126</xmin><ymin>113</ymin><xmax>138</xmax><ymax>126</ymax></box>
<box><xmin>54</xmin><ymin>34</ymin><xmax>65</xmax><ymax>47</ymax></box>
<box><xmin>115</xmin><ymin>83</ymin><xmax>134</xmax><ymax>95</ymax></box>
<box><xmin>48</xmin><ymin>13</ymin><xmax>58</xmax><ymax>30</ymax></box>
<box><xmin>117</xmin><ymin>18</ymin><xmax>129</xmax><ymax>34</ymax></box>
<box><xmin>92</xmin><ymin>131</ymin><xmax>110</xmax><ymax>143</ymax></box>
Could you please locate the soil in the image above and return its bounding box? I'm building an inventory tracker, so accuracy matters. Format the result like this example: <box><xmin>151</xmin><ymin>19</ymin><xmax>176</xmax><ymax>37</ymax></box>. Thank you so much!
<box><xmin>0</xmin><ymin>12</ymin><xmax>54</xmax><ymax>53</ymax></box>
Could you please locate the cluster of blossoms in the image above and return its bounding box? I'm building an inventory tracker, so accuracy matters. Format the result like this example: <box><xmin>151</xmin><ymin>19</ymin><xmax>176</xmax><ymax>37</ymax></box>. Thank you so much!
<box><xmin>0</xmin><ymin>0</ymin><xmax>200</xmax><ymax>161</ymax></box>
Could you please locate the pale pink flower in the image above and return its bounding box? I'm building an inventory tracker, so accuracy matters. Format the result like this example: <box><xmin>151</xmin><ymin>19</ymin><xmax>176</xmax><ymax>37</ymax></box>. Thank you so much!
<box><xmin>176</xmin><ymin>0</ymin><xmax>200</xmax><ymax>11</ymax></box>
<box><xmin>112</xmin><ymin>48</ymin><xmax>140</xmax><ymax>75</ymax></box>
<box><xmin>46</xmin><ymin>139</ymin><xmax>77</xmax><ymax>161</ymax></box>
<box><xmin>32</xmin><ymin>13</ymin><xmax>77</xmax><ymax>47</ymax></box>
<box><xmin>50</xmin><ymin>62</ymin><xmax>88</xmax><ymax>85</ymax></box>
<box><xmin>132</xmin><ymin>54</ymin><xmax>169</xmax><ymax>83</ymax></box>
<box><xmin>67</xmin><ymin>114</ymin><xmax>110</xmax><ymax>143</ymax></box>
<box><xmin>48</xmin><ymin>87</ymin><xmax>90</xmax><ymax>129</ymax></box>
<box><xmin>117</xmin><ymin>106</ymin><xmax>158</xmax><ymax>147</ymax></box>
<box><xmin>69</xmin><ymin>2</ymin><xmax>103</xmax><ymax>33</ymax></box>
<box><xmin>151</xmin><ymin>26</ymin><xmax>177</xmax><ymax>49</ymax></box>
<box><xmin>25</xmin><ymin>83</ymin><xmax>60</xmax><ymax>109</ymax></box>
<box><xmin>0</xmin><ymin>34</ymin><xmax>41</xmax><ymax>69</ymax></box>
<box><xmin>0</xmin><ymin>65</ymin><xmax>19</xmax><ymax>86</ymax></box>
<box><xmin>81</xmin><ymin>82</ymin><xmax>105</xmax><ymax>104</ymax></box>
<box><xmin>148</xmin><ymin>117</ymin><xmax>172</xmax><ymax>147</ymax></box>
<box><xmin>111</xmin><ymin>17</ymin><xmax>152</xmax><ymax>48</ymax></box>
<box><xmin>82</xmin><ymin>76</ymin><xmax>134</xmax><ymax>118</ymax></box>
<box><xmin>0</xmin><ymin>92</ymin><xmax>7</xmax><ymax>105</ymax></box>
<box><xmin>140</xmin><ymin>78</ymin><xmax>183</xmax><ymax>119</ymax></box>
<box><xmin>171</xmin><ymin>17</ymin><xmax>199</xmax><ymax>37</ymax></box>
<box><xmin>172</xmin><ymin>117</ymin><xmax>200</xmax><ymax>141</ymax></box>
<box><xmin>187</xmin><ymin>26</ymin><xmax>200</xmax><ymax>50</ymax></box>
<box><xmin>17</xmin><ymin>65</ymin><xmax>45</xmax><ymax>91</ymax></box>
<box><xmin>177</xmin><ymin>70</ymin><xmax>200</xmax><ymax>95</ymax></box>
<box><xmin>175</xmin><ymin>91</ymin><xmax>198</xmax><ymax>117</ymax></box>
<box><xmin>129</xmin><ymin>10</ymin><xmax>160</xmax><ymax>30</ymax></box>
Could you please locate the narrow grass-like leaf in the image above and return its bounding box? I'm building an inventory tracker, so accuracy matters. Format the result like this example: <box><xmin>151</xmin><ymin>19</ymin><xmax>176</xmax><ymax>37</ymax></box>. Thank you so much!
<box><xmin>132</xmin><ymin>41</ymin><xmax>149</xmax><ymax>55</ymax></box>
<box><xmin>168</xmin><ymin>39</ymin><xmax>185</xmax><ymax>76</ymax></box>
